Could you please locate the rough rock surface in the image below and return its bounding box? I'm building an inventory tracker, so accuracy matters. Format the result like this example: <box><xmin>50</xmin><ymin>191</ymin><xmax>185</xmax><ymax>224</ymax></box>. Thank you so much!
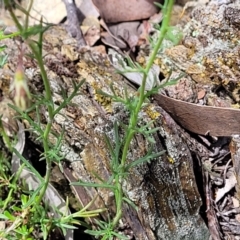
<box><xmin>0</xmin><ymin>25</ymin><xmax>210</xmax><ymax>239</ymax></box>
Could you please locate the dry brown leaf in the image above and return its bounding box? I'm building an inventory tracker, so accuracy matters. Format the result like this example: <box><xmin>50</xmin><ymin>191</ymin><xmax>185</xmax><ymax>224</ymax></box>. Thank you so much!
<box><xmin>107</xmin><ymin>22</ymin><xmax>141</xmax><ymax>50</ymax></box>
<box><xmin>77</xmin><ymin>0</ymin><xmax>99</xmax><ymax>18</ymax></box>
<box><xmin>91</xmin><ymin>45</ymin><xmax>107</xmax><ymax>55</ymax></box>
<box><xmin>215</xmin><ymin>171</ymin><xmax>237</xmax><ymax>203</ymax></box>
<box><xmin>92</xmin><ymin>0</ymin><xmax>162</xmax><ymax>23</ymax></box>
<box><xmin>81</xmin><ymin>16</ymin><xmax>101</xmax><ymax>46</ymax></box>
<box><xmin>197</xmin><ymin>89</ymin><xmax>206</xmax><ymax>100</ymax></box>
<box><xmin>232</xmin><ymin>197</ymin><xmax>240</xmax><ymax>223</ymax></box>
<box><xmin>84</xmin><ymin>25</ymin><xmax>100</xmax><ymax>46</ymax></box>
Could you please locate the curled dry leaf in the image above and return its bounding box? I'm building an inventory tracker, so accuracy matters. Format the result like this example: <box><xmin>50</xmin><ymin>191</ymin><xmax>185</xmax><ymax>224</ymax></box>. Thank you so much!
<box><xmin>232</xmin><ymin>196</ymin><xmax>240</xmax><ymax>223</ymax></box>
<box><xmin>154</xmin><ymin>94</ymin><xmax>240</xmax><ymax>136</ymax></box>
<box><xmin>230</xmin><ymin>135</ymin><xmax>240</xmax><ymax>201</ymax></box>
<box><xmin>215</xmin><ymin>171</ymin><xmax>237</xmax><ymax>203</ymax></box>
<box><xmin>92</xmin><ymin>0</ymin><xmax>162</xmax><ymax>50</ymax></box>
<box><xmin>102</xmin><ymin>22</ymin><xmax>142</xmax><ymax>50</ymax></box>
<box><xmin>197</xmin><ymin>89</ymin><xmax>206</xmax><ymax>100</ymax></box>
<box><xmin>84</xmin><ymin>26</ymin><xmax>100</xmax><ymax>46</ymax></box>
<box><xmin>81</xmin><ymin>16</ymin><xmax>101</xmax><ymax>46</ymax></box>
<box><xmin>109</xmin><ymin>49</ymin><xmax>160</xmax><ymax>90</ymax></box>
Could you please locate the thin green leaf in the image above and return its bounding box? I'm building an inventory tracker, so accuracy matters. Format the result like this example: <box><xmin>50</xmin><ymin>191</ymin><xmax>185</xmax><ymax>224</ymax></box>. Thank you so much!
<box><xmin>22</xmin><ymin>185</ymin><xmax>43</xmax><ymax>208</ymax></box>
<box><xmin>70</xmin><ymin>181</ymin><xmax>116</xmax><ymax>190</ymax></box>
<box><xmin>113</xmin><ymin>122</ymin><xmax>121</xmax><ymax>165</ymax></box>
<box><xmin>145</xmin><ymin>136</ymin><xmax>156</xmax><ymax>144</ymax></box>
<box><xmin>95</xmin><ymin>89</ymin><xmax>114</xmax><ymax>98</ymax></box>
<box><xmin>85</xmin><ymin>229</ymin><xmax>103</xmax><ymax>236</ymax></box>
<box><xmin>12</xmin><ymin>148</ymin><xmax>43</xmax><ymax>181</ymax></box>
<box><xmin>109</xmin><ymin>82</ymin><xmax>117</xmax><ymax>97</ymax></box>
<box><xmin>125</xmin><ymin>150</ymin><xmax>165</xmax><ymax>171</ymax></box>
<box><xmin>104</xmin><ymin>134</ymin><xmax>115</xmax><ymax>159</ymax></box>
<box><xmin>90</xmin><ymin>171</ymin><xmax>106</xmax><ymax>183</ymax></box>
<box><xmin>144</xmin><ymin>127</ymin><xmax>161</xmax><ymax>134</ymax></box>
<box><xmin>53</xmin><ymin>79</ymin><xmax>85</xmax><ymax>115</ymax></box>
<box><xmin>122</xmin><ymin>197</ymin><xmax>138</xmax><ymax>211</ymax></box>
<box><xmin>0</xmin><ymin>54</ymin><xmax>8</xmax><ymax>67</ymax></box>
<box><xmin>0</xmin><ymin>211</ymin><xmax>15</xmax><ymax>221</ymax></box>
<box><xmin>57</xmin><ymin>223</ymin><xmax>77</xmax><ymax>230</ymax></box>
<box><xmin>0</xmin><ymin>45</ymin><xmax>7</xmax><ymax>52</ymax></box>
<box><xmin>112</xmin><ymin>231</ymin><xmax>129</xmax><ymax>239</ymax></box>
<box><xmin>154</xmin><ymin>2</ymin><xmax>164</xmax><ymax>9</ymax></box>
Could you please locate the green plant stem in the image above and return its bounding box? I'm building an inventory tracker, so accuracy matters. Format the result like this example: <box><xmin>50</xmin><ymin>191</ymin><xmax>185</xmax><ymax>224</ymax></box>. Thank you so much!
<box><xmin>3</xmin><ymin>1</ymin><xmax>23</xmax><ymax>32</ymax></box>
<box><xmin>2</xmin><ymin>164</ymin><xmax>25</xmax><ymax>211</ymax></box>
<box><xmin>0</xmin><ymin>121</ymin><xmax>12</xmax><ymax>151</ymax></box>
<box><xmin>24</xmin><ymin>0</ymin><xmax>33</xmax><ymax>31</ymax></box>
<box><xmin>113</xmin><ymin>0</ymin><xmax>175</xmax><ymax>230</ymax></box>
<box><xmin>4</xmin><ymin>0</ymin><xmax>54</xmax><ymax>206</ymax></box>
<box><xmin>112</xmin><ymin>177</ymin><xmax>123</xmax><ymax>228</ymax></box>
<box><xmin>27</xmin><ymin>42</ymin><xmax>54</xmax><ymax>206</ymax></box>
<box><xmin>121</xmin><ymin>0</ymin><xmax>174</xmax><ymax>166</ymax></box>
<box><xmin>29</xmin><ymin>43</ymin><xmax>53</xmax><ymax>119</ymax></box>
<box><xmin>4</xmin><ymin>0</ymin><xmax>175</xmax><ymax>237</ymax></box>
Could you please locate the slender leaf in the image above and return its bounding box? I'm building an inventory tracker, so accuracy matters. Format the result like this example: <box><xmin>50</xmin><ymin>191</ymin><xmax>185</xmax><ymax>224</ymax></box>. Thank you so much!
<box><xmin>125</xmin><ymin>150</ymin><xmax>165</xmax><ymax>171</ymax></box>
<box><xmin>70</xmin><ymin>181</ymin><xmax>116</xmax><ymax>190</ymax></box>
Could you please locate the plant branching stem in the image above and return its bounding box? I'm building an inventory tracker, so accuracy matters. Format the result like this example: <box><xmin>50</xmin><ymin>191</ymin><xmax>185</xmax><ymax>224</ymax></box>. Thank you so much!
<box><xmin>4</xmin><ymin>0</ymin><xmax>175</xmax><ymax>236</ymax></box>
<box><xmin>4</xmin><ymin>0</ymin><xmax>55</xmax><ymax>206</ymax></box>
<box><xmin>112</xmin><ymin>0</ymin><xmax>175</xmax><ymax>230</ymax></box>
<box><xmin>28</xmin><ymin>42</ymin><xmax>54</xmax><ymax>206</ymax></box>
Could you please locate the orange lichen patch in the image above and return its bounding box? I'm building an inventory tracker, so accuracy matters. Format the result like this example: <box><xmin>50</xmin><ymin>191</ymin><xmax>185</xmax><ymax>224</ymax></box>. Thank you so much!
<box><xmin>231</xmin><ymin>104</ymin><xmax>240</xmax><ymax>109</ymax></box>
<box><xmin>186</xmin><ymin>64</ymin><xmax>204</xmax><ymax>75</ymax></box>
<box><xmin>0</xmin><ymin>70</ymin><xmax>12</xmax><ymax>94</ymax></box>
<box><xmin>89</xmin><ymin>80</ymin><xmax>112</xmax><ymax>112</ymax></box>
<box><xmin>167</xmin><ymin>155</ymin><xmax>175</xmax><ymax>164</ymax></box>
<box><xmin>137</xmin><ymin>55</ymin><xmax>146</xmax><ymax>66</ymax></box>
<box><xmin>144</xmin><ymin>104</ymin><xmax>160</xmax><ymax>120</ymax></box>
<box><xmin>153</xmin><ymin>57</ymin><xmax>172</xmax><ymax>77</ymax></box>
<box><xmin>153</xmin><ymin>57</ymin><xmax>161</xmax><ymax>66</ymax></box>
<box><xmin>164</xmin><ymin>45</ymin><xmax>193</xmax><ymax>62</ymax></box>
<box><xmin>94</xmin><ymin>92</ymin><xmax>112</xmax><ymax>112</ymax></box>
